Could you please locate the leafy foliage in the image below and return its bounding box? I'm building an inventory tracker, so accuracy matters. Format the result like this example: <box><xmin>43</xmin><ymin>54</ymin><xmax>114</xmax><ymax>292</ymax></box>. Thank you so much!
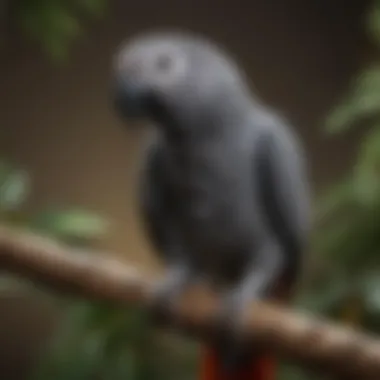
<box><xmin>0</xmin><ymin>160</ymin><xmax>109</xmax><ymax>244</ymax></box>
<box><xmin>0</xmin><ymin>160</ymin><xmax>198</xmax><ymax>380</ymax></box>
<box><xmin>279</xmin><ymin>2</ymin><xmax>380</xmax><ymax>379</ymax></box>
<box><xmin>325</xmin><ymin>66</ymin><xmax>380</xmax><ymax>135</ymax></box>
<box><xmin>30</xmin><ymin>207</ymin><xmax>109</xmax><ymax>246</ymax></box>
<box><xmin>32</xmin><ymin>300</ymin><xmax>198</xmax><ymax>380</ymax></box>
<box><xmin>4</xmin><ymin>3</ymin><xmax>198</xmax><ymax>380</ymax></box>
<box><xmin>31</xmin><ymin>302</ymin><xmax>157</xmax><ymax>380</ymax></box>
<box><xmin>0</xmin><ymin>158</ymin><xmax>107</xmax><ymax>291</ymax></box>
<box><xmin>314</xmin><ymin>1</ymin><xmax>380</xmax><ymax>330</ymax></box>
<box><xmin>11</xmin><ymin>0</ymin><xmax>107</xmax><ymax>60</ymax></box>
<box><xmin>0</xmin><ymin>159</ymin><xmax>187</xmax><ymax>380</ymax></box>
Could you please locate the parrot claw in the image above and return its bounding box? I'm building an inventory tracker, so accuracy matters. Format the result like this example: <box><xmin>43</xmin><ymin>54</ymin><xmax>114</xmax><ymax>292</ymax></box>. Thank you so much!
<box><xmin>145</xmin><ymin>265</ymin><xmax>192</xmax><ymax>322</ymax></box>
<box><xmin>211</xmin><ymin>290</ymin><xmax>255</xmax><ymax>372</ymax></box>
<box><xmin>147</xmin><ymin>279</ymin><xmax>180</xmax><ymax>317</ymax></box>
<box><xmin>219</xmin><ymin>290</ymin><xmax>250</xmax><ymax>333</ymax></box>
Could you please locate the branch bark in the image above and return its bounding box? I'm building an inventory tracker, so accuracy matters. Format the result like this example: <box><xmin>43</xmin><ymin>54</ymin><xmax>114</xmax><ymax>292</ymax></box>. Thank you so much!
<box><xmin>0</xmin><ymin>224</ymin><xmax>379</xmax><ymax>379</ymax></box>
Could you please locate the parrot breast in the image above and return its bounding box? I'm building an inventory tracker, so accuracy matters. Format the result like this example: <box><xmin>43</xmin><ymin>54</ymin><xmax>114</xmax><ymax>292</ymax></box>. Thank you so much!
<box><xmin>163</xmin><ymin>139</ymin><xmax>257</xmax><ymax>281</ymax></box>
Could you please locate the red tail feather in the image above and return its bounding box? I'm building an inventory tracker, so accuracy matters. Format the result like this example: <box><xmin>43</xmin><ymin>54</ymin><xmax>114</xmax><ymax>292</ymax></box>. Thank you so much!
<box><xmin>200</xmin><ymin>347</ymin><xmax>277</xmax><ymax>380</ymax></box>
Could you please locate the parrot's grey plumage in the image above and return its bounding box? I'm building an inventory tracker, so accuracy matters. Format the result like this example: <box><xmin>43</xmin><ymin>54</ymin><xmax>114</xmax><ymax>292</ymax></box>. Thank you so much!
<box><xmin>112</xmin><ymin>30</ymin><xmax>310</xmax><ymax>372</ymax></box>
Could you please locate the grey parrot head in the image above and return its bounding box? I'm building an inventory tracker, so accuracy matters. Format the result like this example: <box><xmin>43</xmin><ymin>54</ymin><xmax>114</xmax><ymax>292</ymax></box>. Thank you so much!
<box><xmin>112</xmin><ymin>30</ymin><xmax>248</xmax><ymax>126</ymax></box>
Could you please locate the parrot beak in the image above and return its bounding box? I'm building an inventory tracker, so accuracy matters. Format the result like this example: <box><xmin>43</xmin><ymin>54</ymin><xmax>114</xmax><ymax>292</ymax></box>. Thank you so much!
<box><xmin>112</xmin><ymin>76</ymin><xmax>152</xmax><ymax>120</ymax></box>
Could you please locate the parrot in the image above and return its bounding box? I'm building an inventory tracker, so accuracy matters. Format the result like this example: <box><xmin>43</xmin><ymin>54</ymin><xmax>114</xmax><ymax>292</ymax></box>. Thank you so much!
<box><xmin>112</xmin><ymin>30</ymin><xmax>311</xmax><ymax>380</ymax></box>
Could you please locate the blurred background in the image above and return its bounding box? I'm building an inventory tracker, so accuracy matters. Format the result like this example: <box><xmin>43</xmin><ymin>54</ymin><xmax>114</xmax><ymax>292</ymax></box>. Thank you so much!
<box><xmin>1</xmin><ymin>0</ymin><xmax>380</xmax><ymax>379</ymax></box>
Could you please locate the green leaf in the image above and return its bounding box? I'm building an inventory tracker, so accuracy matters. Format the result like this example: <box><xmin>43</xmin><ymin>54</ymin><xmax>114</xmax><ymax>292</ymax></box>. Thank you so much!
<box><xmin>367</xmin><ymin>2</ymin><xmax>380</xmax><ymax>46</ymax></box>
<box><xmin>297</xmin><ymin>272</ymin><xmax>350</xmax><ymax>314</ymax></box>
<box><xmin>279</xmin><ymin>363</ymin><xmax>318</xmax><ymax>380</ymax></box>
<box><xmin>360</xmin><ymin>271</ymin><xmax>380</xmax><ymax>314</ymax></box>
<box><xmin>30</xmin><ymin>208</ymin><xmax>109</xmax><ymax>240</ymax></box>
<box><xmin>76</xmin><ymin>0</ymin><xmax>107</xmax><ymax>16</ymax></box>
<box><xmin>16</xmin><ymin>1</ymin><xmax>83</xmax><ymax>60</ymax></box>
<box><xmin>0</xmin><ymin>168</ymin><xmax>30</xmax><ymax>212</ymax></box>
<box><xmin>353</xmin><ymin>126</ymin><xmax>380</xmax><ymax>206</ymax></box>
<box><xmin>34</xmin><ymin>331</ymin><xmax>108</xmax><ymax>380</ymax></box>
<box><xmin>101</xmin><ymin>347</ymin><xmax>136</xmax><ymax>380</ymax></box>
<box><xmin>37</xmin><ymin>3</ymin><xmax>81</xmax><ymax>60</ymax></box>
<box><xmin>67</xmin><ymin>331</ymin><xmax>108</xmax><ymax>380</ymax></box>
<box><xmin>314</xmin><ymin>198</ymin><xmax>380</xmax><ymax>269</ymax></box>
<box><xmin>32</xmin><ymin>301</ymin><xmax>147</xmax><ymax>380</ymax></box>
<box><xmin>325</xmin><ymin>66</ymin><xmax>380</xmax><ymax>134</ymax></box>
<box><xmin>0</xmin><ymin>161</ymin><xmax>12</xmax><ymax>184</ymax></box>
<box><xmin>315</xmin><ymin>179</ymin><xmax>355</xmax><ymax>222</ymax></box>
<box><xmin>106</xmin><ymin>308</ymin><xmax>151</xmax><ymax>354</ymax></box>
<box><xmin>32</xmin><ymin>301</ymin><xmax>105</xmax><ymax>380</ymax></box>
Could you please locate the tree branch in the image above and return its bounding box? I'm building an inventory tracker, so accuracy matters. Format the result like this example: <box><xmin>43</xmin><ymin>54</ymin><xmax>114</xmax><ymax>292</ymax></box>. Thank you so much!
<box><xmin>0</xmin><ymin>225</ymin><xmax>379</xmax><ymax>379</ymax></box>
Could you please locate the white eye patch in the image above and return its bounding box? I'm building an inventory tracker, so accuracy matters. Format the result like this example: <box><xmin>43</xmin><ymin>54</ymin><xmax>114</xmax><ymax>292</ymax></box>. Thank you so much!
<box><xmin>147</xmin><ymin>44</ymin><xmax>188</xmax><ymax>86</ymax></box>
<box><xmin>114</xmin><ymin>39</ymin><xmax>188</xmax><ymax>89</ymax></box>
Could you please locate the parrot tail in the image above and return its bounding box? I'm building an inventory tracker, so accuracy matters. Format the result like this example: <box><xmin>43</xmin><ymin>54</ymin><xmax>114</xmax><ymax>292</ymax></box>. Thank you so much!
<box><xmin>200</xmin><ymin>346</ymin><xmax>277</xmax><ymax>380</ymax></box>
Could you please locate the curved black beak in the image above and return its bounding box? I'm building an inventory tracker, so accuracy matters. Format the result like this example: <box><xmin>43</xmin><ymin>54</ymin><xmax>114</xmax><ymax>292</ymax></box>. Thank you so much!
<box><xmin>112</xmin><ymin>76</ymin><xmax>152</xmax><ymax>120</ymax></box>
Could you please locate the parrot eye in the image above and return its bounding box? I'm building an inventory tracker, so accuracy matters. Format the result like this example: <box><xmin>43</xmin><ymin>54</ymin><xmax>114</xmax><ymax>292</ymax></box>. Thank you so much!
<box><xmin>155</xmin><ymin>54</ymin><xmax>173</xmax><ymax>72</ymax></box>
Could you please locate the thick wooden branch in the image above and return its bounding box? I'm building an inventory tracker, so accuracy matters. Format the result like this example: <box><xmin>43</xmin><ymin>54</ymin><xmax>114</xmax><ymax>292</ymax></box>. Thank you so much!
<box><xmin>0</xmin><ymin>225</ymin><xmax>379</xmax><ymax>379</ymax></box>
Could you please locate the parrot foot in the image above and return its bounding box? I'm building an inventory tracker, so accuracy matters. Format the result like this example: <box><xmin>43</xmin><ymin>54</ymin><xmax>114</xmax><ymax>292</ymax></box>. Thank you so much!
<box><xmin>211</xmin><ymin>289</ymin><xmax>257</xmax><ymax>372</ymax></box>
<box><xmin>146</xmin><ymin>264</ymin><xmax>193</xmax><ymax>323</ymax></box>
<box><xmin>218</xmin><ymin>289</ymin><xmax>252</xmax><ymax>336</ymax></box>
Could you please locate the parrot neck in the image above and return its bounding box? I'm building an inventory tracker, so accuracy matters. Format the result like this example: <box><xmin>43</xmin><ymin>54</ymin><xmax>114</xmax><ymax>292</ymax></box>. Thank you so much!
<box><xmin>153</xmin><ymin>87</ymin><xmax>254</xmax><ymax>144</ymax></box>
